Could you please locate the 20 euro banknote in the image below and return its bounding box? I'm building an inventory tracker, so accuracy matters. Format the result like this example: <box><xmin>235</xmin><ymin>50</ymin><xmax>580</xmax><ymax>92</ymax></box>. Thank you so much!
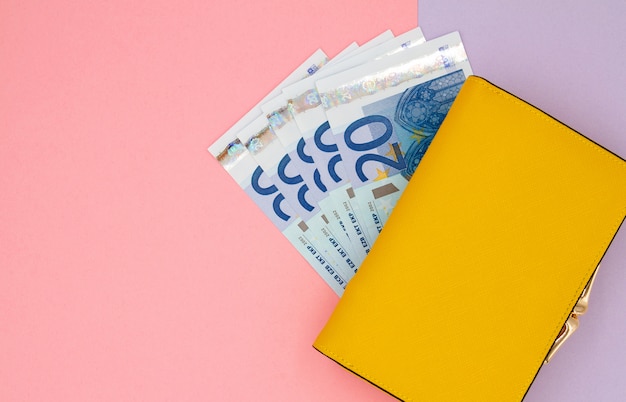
<box><xmin>317</xmin><ymin>32</ymin><xmax>473</xmax><ymax>243</ymax></box>
<box><xmin>283</xmin><ymin>28</ymin><xmax>427</xmax><ymax>259</ymax></box>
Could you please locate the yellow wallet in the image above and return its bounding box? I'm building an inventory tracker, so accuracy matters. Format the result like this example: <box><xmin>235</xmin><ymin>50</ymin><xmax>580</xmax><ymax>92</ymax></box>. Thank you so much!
<box><xmin>314</xmin><ymin>76</ymin><xmax>626</xmax><ymax>401</ymax></box>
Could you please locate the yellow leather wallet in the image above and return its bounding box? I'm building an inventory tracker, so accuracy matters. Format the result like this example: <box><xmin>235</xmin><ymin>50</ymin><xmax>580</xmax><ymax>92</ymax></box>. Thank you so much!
<box><xmin>314</xmin><ymin>76</ymin><xmax>626</xmax><ymax>401</ymax></box>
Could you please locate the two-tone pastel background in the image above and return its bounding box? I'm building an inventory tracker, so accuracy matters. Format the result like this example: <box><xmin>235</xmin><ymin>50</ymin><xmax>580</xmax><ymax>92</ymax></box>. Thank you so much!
<box><xmin>2</xmin><ymin>0</ymin><xmax>624</xmax><ymax>400</ymax></box>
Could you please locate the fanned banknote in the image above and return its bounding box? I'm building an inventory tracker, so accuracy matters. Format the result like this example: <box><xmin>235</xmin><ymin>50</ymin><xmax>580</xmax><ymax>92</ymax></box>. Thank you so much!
<box><xmin>261</xmin><ymin>31</ymin><xmax>402</xmax><ymax>268</ymax></box>
<box><xmin>316</xmin><ymin>32</ymin><xmax>473</xmax><ymax>244</ymax></box>
<box><xmin>258</xmin><ymin>43</ymin><xmax>361</xmax><ymax>253</ymax></box>
<box><xmin>284</xmin><ymin>27</ymin><xmax>427</xmax><ymax>253</ymax></box>
<box><xmin>252</xmin><ymin>31</ymin><xmax>398</xmax><ymax>273</ymax></box>
<box><xmin>262</xmin><ymin>93</ymin><xmax>356</xmax><ymax>260</ymax></box>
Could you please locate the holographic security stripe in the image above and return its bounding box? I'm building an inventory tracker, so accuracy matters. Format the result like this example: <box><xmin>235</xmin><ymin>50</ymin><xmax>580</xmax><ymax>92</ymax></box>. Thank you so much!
<box><xmin>217</xmin><ymin>138</ymin><xmax>247</xmax><ymax>170</ymax></box>
<box><xmin>273</xmin><ymin>56</ymin><xmax>327</xmax><ymax>123</ymax></box>
<box><xmin>288</xmin><ymin>89</ymin><xmax>322</xmax><ymax>115</ymax></box>
<box><xmin>266</xmin><ymin>105</ymin><xmax>293</xmax><ymax>131</ymax></box>
<box><xmin>244</xmin><ymin>124</ymin><xmax>278</xmax><ymax>156</ymax></box>
<box><xmin>319</xmin><ymin>43</ymin><xmax>468</xmax><ymax>109</ymax></box>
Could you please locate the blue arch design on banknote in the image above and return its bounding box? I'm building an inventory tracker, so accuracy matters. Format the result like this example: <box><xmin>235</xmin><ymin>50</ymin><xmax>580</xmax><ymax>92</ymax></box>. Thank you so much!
<box><xmin>251</xmin><ymin>166</ymin><xmax>278</xmax><ymax>195</ymax></box>
<box><xmin>297</xmin><ymin>138</ymin><xmax>314</xmax><ymax>163</ymax></box>
<box><xmin>297</xmin><ymin>185</ymin><xmax>315</xmax><ymax>212</ymax></box>
<box><xmin>277</xmin><ymin>155</ymin><xmax>304</xmax><ymax>185</ymax></box>
<box><xmin>314</xmin><ymin>121</ymin><xmax>338</xmax><ymax>152</ymax></box>
<box><xmin>272</xmin><ymin>193</ymin><xmax>291</xmax><ymax>221</ymax></box>
<box><xmin>313</xmin><ymin>170</ymin><xmax>327</xmax><ymax>192</ymax></box>
<box><xmin>250</xmin><ymin>166</ymin><xmax>292</xmax><ymax>222</ymax></box>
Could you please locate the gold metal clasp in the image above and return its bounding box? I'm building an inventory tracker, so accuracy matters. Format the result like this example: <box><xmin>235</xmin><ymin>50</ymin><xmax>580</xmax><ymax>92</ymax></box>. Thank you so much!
<box><xmin>544</xmin><ymin>266</ymin><xmax>600</xmax><ymax>364</ymax></box>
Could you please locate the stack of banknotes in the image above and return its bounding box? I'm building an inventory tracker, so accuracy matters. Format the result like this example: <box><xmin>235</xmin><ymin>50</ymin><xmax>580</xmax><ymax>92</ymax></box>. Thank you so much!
<box><xmin>210</xmin><ymin>28</ymin><xmax>473</xmax><ymax>296</ymax></box>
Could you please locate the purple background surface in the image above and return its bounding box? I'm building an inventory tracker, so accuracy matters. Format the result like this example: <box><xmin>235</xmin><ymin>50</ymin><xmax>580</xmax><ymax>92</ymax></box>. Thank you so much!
<box><xmin>421</xmin><ymin>1</ymin><xmax>626</xmax><ymax>400</ymax></box>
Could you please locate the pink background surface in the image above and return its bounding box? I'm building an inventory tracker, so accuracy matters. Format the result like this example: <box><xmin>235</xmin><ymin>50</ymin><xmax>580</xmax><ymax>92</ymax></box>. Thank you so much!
<box><xmin>1</xmin><ymin>1</ymin><xmax>416</xmax><ymax>401</ymax></box>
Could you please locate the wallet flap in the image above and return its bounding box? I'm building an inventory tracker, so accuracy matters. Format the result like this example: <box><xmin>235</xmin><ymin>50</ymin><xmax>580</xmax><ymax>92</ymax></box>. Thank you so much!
<box><xmin>314</xmin><ymin>76</ymin><xmax>626</xmax><ymax>401</ymax></box>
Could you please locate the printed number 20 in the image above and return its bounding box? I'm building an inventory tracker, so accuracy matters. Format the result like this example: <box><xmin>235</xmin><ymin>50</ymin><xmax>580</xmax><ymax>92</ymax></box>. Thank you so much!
<box><xmin>344</xmin><ymin>115</ymin><xmax>405</xmax><ymax>182</ymax></box>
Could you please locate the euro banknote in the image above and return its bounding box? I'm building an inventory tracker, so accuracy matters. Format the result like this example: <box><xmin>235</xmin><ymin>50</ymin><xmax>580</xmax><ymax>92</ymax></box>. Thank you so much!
<box><xmin>284</xmin><ymin>27</ymin><xmax>427</xmax><ymax>252</ymax></box>
<box><xmin>317</xmin><ymin>32</ymin><xmax>472</xmax><ymax>244</ymax></box>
